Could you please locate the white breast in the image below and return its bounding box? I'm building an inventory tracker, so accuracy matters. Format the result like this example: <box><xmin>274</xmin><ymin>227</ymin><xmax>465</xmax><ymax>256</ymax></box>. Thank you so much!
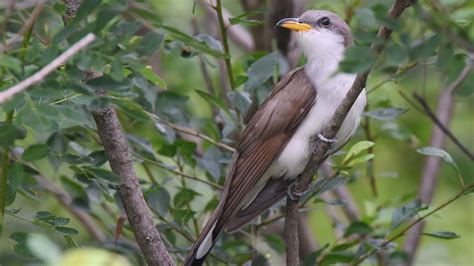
<box><xmin>267</xmin><ymin>73</ymin><xmax>366</xmax><ymax>180</ymax></box>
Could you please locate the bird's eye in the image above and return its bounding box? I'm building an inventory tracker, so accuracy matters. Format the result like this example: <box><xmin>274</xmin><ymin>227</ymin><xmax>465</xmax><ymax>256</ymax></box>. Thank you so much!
<box><xmin>319</xmin><ymin>17</ymin><xmax>331</xmax><ymax>27</ymax></box>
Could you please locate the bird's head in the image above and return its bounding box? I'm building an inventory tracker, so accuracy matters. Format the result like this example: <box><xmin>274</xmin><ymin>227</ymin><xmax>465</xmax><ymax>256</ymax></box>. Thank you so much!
<box><xmin>277</xmin><ymin>10</ymin><xmax>352</xmax><ymax>60</ymax></box>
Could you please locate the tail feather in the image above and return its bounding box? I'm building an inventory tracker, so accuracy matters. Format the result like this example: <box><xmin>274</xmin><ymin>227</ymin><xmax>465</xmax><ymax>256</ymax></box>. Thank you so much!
<box><xmin>185</xmin><ymin>200</ymin><xmax>227</xmax><ymax>266</ymax></box>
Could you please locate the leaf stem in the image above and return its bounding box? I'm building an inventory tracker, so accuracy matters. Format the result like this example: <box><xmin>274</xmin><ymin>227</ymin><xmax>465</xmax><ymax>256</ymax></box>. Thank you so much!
<box><xmin>215</xmin><ymin>0</ymin><xmax>235</xmax><ymax>89</ymax></box>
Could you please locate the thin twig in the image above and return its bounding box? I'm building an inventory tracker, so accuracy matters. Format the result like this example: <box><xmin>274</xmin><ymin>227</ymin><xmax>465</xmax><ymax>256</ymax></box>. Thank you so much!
<box><xmin>414</xmin><ymin>94</ymin><xmax>474</xmax><ymax>160</ymax></box>
<box><xmin>0</xmin><ymin>3</ymin><xmax>45</xmax><ymax>53</ymax></box>
<box><xmin>146</xmin><ymin>111</ymin><xmax>236</xmax><ymax>152</ymax></box>
<box><xmin>134</xmin><ymin>153</ymin><xmax>223</xmax><ymax>190</ymax></box>
<box><xmin>402</xmin><ymin>56</ymin><xmax>474</xmax><ymax>263</ymax></box>
<box><xmin>352</xmin><ymin>183</ymin><xmax>474</xmax><ymax>265</ymax></box>
<box><xmin>33</xmin><ymin>175</ymin><xmax>107</xmax><ymax>243</ymax></box>
<box><xmin>0</xmin><ymin>33</ymin><xmax>96</xmax><ymax>104</ymax></box>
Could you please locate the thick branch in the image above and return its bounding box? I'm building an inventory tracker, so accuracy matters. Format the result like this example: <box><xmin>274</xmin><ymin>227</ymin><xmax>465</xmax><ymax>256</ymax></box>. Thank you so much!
<box><xmin>93</xmin><ymin>108</ymin><xmax>173</xmax><ymax>265</ymax></box>
<box><xmin>62</xmin><ymin>1</ymin><xmax>173</xmax><ymax>264</ymax></box>
<box><xmin>285</xmin><ymin>0</ymin><xmax>415</xmax><ymax>262</ymax></box>
<box><xmin>0</xmin><ymin>33</ymin><xmax>95</xmax><ymax>104</ymax></box>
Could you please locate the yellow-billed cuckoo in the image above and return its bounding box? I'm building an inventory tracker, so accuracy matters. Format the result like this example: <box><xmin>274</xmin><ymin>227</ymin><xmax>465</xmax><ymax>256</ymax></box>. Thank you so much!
<box><xmin>185</xmin><ymin>10</ymin><xmax>366</xmax><ymax>265</ymax></box>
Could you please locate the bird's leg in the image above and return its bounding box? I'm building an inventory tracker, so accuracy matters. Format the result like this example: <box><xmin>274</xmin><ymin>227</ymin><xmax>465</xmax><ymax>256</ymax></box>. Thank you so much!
<box><xmin>312</xmin><ymin>133</ymin><xmax>337</xmax><ymax>153</ymax></box>
<box><xmin>287</xmin><ymin>181</ymin><xmax>311</xmax><ymax>200</ymax></box>
<box><xmin>317</xmin><ymin>133</ymin><xmax>337</xmax><ymax>144</ymax></box>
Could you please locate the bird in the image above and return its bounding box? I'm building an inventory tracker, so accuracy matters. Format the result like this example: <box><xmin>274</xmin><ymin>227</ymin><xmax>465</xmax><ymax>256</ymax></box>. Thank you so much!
<box><xmin>185</xmin><ymin>10</ymin><xmax>366</xmax><ymax>265</ymax></box>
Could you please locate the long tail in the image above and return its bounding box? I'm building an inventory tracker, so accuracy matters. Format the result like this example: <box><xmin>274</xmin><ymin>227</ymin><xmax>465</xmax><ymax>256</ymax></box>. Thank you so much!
<box><xmin>184</xmin><ymin>202</ymin><xmax>225</xmax><ymax>266</ymax></box>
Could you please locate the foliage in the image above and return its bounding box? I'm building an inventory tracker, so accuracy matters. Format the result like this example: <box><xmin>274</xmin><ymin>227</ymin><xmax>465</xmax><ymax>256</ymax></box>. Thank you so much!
<box><xmin>0</xmin><ymin>0</ymin><xmax>472</xmax><ymax>265</ymax></box>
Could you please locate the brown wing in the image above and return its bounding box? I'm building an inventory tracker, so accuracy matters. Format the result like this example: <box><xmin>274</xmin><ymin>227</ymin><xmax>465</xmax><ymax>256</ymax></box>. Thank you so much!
<box><xmin>184</xmin><ymin>67</ymin><xmax>316</xmax><ymax>265</ymax></box>
<box><xmin>216</xmin><ymin>67</ymin><xmax>316</xmax><ymax>230</ymax></box>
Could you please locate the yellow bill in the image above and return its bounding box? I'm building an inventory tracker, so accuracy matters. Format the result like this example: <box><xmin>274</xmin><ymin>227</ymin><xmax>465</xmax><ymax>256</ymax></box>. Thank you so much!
<box><xmin>276</xmin><ymin>18</ymin><xmax>313</xmax><ymax>31</ymax></box>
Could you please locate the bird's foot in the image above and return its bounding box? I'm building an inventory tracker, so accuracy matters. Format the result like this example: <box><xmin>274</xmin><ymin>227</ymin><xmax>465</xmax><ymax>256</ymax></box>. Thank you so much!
<box><xmin>287</xmin><ymin>183</ymin><xmax>310</xmax><ymax>200</ymax></box>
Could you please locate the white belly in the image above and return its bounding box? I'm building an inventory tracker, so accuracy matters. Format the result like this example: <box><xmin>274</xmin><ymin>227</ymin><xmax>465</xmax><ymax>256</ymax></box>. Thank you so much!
<box><xmin>267</xmin><ymin>74</ymin><xmax>366</xmax><ymax>180</ymax></box>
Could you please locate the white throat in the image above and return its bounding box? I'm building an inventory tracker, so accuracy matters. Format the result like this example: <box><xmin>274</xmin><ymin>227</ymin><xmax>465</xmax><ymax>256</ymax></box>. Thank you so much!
<box><xmin>296</xmin><ymin>29</ymin><xmax>347</xmax><ymax>87</ymax></box>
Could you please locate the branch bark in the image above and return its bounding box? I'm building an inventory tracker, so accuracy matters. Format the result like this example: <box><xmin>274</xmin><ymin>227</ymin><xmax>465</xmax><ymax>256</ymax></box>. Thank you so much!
<box><xmin>285</xmin><ymin>0</ymin><xmax>415</xmax><ymax>263</ymax></box>
<box><xmin>285</xmin><ymin>197</ymin><xmax>300</xmax><ymax>266</ymax></box>
<box><xmin>93</xmin><ymin>108</ymin><xmax>173</xmax><ymax>265</ymax></box>
<box><xmin>61</xmin><ymin>1</ymin><xmax>174</xmax><ymax>264</ymax></box>
<box><xmin>402</xmin><ymin>55</ymin><xmax>474</xmax><ymax>264</ymax></box>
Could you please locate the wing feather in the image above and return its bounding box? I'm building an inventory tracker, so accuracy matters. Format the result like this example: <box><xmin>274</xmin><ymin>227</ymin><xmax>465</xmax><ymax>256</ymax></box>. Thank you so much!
<box><xmin>216</xmin><ymin>67</ymin><xmax>316</xmax><ymax>231</ymax></box>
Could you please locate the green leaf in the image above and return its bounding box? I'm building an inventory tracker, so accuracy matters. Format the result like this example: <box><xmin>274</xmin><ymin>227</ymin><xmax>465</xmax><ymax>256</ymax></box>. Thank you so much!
<box><xmin>344</xmin><ymin>222</ymin><xmax>373</xmax><ymax>237</ymax></box>
<box><xmin>10</xmin><ymin>232</ymin><xmax>34</xmax><ymax>258</ymax></box>
<box><xmin>410</xmin><ymin>34</ymin><xmax>441</xmax><ymax>60</ymax></box>
<box><xmin>87</xmin><ymin>97</ymin><xmax>110</xmax><ymax>112</ymax></box>
<box><xmin>313</xmin><ymin>177</ymin><xmax>348</xmax><ymax>196</ymax></box>
<box><xmin>194</xmin><ymin>34</ymin><xmax>223</xmax><ymax>52</ymax></box>
<box><xmin>138</xmin><ymin>66</ymin><xmax>167</xmax><ymax>88</ymax></box>
<box><xmin>6</xmin><ymin>163</ymin><xmax>24</xmax><ymax>206</ymax></box>
<box><xmin>320</xmin><ymin>252</ymin><xmax>353</xmax><ymax>265</ymax></box>
<box><xmin>416</xmin><ymin>147</ymin><xmax>461</xmax><ymax>178</ymax></box>
<box><xmin>422</xmin><ymin>231</ymin><xmax>460</xmax><ymax>240</ymax></box>
<box><xmin>145</xmin><ymin>186</ymin><xmax>171</xmax><ymax>216</ymax></box>
<box><xmin>113</xmin><ymin>99</ymin><xmax>151</xmax><ymax>122</ymax></box>
<box><xmin>195</xmin><ymin>90</ymin><xmax>231</xmax><ymax>116</ymax></box>
<box><xmin>391</xmin><ymin>198</ymin><xmax>422</xmax><ymax>229</ymax></box>
<box><xmin>331</xmin><ymin>241</ymin><xmax>358</xmax><ymax>252</ymax></box>
<box><xmin>342</xmin><ymin>141</ymin><xmax>375</xmax><ymax>165</ymax></box>
<box><xmin>244</xmin><ymin>52</ymin><xmax>278</xmax><ymax>91</ymax></box>
<box><xmin>171</xmin><ymin>208</ymin><xmax>195</xmax><ymax>225</ymax></box>
<box><xmin>136</xmin><ymin>31</ymin><xmax>164</xmax><ymax>56</ymax></box>
<box><xmin>264</xmin><ymin>235</ymin><xmax>285</xmax><ymax>253</ymax></box>
<box><xmin>199</xmin><ymin>147</ymin><xmax>222</xmax><ymax>180</ymax></box>
<box><xmin>339</xmin><ymin>46</ymin><xmax>375</xmax><ymax>73</ymax></box>
<box><xmin>229</xmin><ymin>11</ymin><xmax>265</xmax><ymax>26</ymax></box>
<box><xmin>22</xmin><ymin>144</ymin><xmax>49</xmax><ymax>162</ymax></box>
<box><xmin>0</xmin><ymin>123</ymin><xmax>26</xmax><ymax>148</ymax></box>
<box><xmin>363</xmin><ymin>108</ymin><xmax>407</xmax><ymax>121</ymax></box>
<box><xmin>229</xmin><ymin>91</ymin><xmax>252</xmax><ymax>114</ymax></box>
<box><xmin>303</xmin><ymin>244</ymin><xmax>329</xmax><ymax>266</ymax></box>
<box><xmin>84</xmin><ymin>167</ymin><xmax>121</xmax><ymax>183</ymax></box>
<box><xmin>54</xmin><ymin>226</ymin><xmax>79</xmax><ymax>236</ymax></box>
<box><xmin>0</xmin><ymin>54</ymin><xmax>22</xmax><ymax>74</ymax></box>
<box><xmin>156</xmin><ymin>24</ymin><xmax>226</xmax><ymax>58</ymax></box>
<box><xmin>173</xmin><ymin>188</ymin><xmax>200</xmax><ymax>208</ymax></box>
<box><xmin>346</xmin><ymin>153</ymin><xmax>375</xmax><ymax>167</ymax></box>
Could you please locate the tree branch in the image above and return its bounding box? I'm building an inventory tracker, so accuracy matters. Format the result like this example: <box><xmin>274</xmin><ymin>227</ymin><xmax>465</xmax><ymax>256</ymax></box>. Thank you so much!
<box><xmin>0</xmin><ymin>33</ymin><xmax>96</xmax><ymax>104</ymax></box>
<box><xmin>402</xmin><ymin>56</ymin><xmax>474</xmax><ymax>263</ymax></box>
<box><xmin>33</xmin><ymin>175</ymin><xmax>107</xmax><ymax>243</ymax></box>
<box><xmin>285</xmin><ymin>197</ymin><xmax>300</xmax><ymax>266</ymax></box>
<box><xmin>146</xmin><ymin>111</ymin><xmax>235</xmax><ymax>152</ymax></box>
<box><xmin>93</xmin><ymin>108</ymin><xmax>173</xmax><ymax>265</ymax></box>
<box><xmin>61</xmin><ymin>1</ymin><xmax>174</xmax><ymax>264</ymax></box>
<box><xmin>285</xmin><ymin>0</ymin><xmax>415</xmax><ymax>263</ymax></box>
<box><xmin>353</xmin><ymin>183</ymin><xmax>474</xmax><ymax>265</ymax></box>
